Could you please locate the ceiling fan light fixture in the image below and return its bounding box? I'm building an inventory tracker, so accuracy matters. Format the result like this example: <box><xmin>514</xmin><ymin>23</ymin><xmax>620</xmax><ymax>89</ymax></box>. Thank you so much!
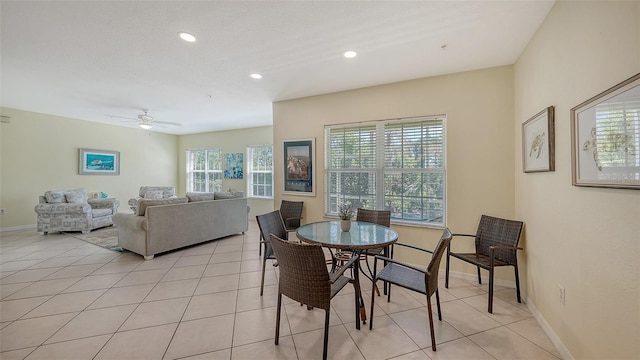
<box><xmin>178</xmin><ymin>32</ymin><xmax>197</xmax><ymax>42</ymax></box>
<box><xmin>139</xmin><ymin>123</ymin><xmax>152</xmax><ymax>130</ymax></box>
<box><xmin>344</xmin><ymin>50</ymin><xmax>357</xmax><ymax>58</ymax></box>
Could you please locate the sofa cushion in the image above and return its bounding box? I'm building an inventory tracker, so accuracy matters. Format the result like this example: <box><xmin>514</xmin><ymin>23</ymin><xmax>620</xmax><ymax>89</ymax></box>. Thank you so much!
<box><xmin>137</xmin><ymin>197</ymin><xmax>188</xmax><ymax>216</ymax></box>
<box><xmin>65</xmin><ymin>189</ymin><xmax>88</xmax><ymax>204</ymax></box>
<box><xmin>144</xmin><ymin>190</ymin><xmax>163</xmax><ymax>199</ymax></box>
<box><xmin>91</xmin><ymin>208</ymin><xmax>113</xmax><ymax>217</ymax></box>
<box><xmin>186</xmin><ymin>192</ymin><xmax>216</xmax><ymax>202</ymax></box>
<box><xmin>214</xmin><ymin>191</ymin><xmax>244</xmax><ymax>200</ymax></box>
<box><xmin>45</xmin><ymin>190</ymin><xmax>67</xmax><ymax>203</ymax></box>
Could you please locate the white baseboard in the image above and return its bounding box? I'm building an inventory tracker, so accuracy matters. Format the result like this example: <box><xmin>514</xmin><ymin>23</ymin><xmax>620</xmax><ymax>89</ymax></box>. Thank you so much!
<box><xmin>526</xmin><ymin>298</ymin><xmax>574</xmax><ymax>360</ymax></box>
<box><xmin>0</xmin><ymin>224</ymin><xmax>37</xmax><ymax>233</ymax></box>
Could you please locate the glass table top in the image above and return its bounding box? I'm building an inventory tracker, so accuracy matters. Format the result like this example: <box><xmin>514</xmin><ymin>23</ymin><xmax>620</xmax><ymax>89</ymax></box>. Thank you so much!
<box><xmin>295</xmin><ymin>220</ymin><xmax>398</xmax><ymax>250</ymax></box>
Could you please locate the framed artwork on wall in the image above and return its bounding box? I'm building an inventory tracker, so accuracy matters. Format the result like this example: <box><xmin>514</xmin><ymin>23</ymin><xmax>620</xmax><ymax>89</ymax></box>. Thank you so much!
<box><xmin>224</xmin><ymin>153</ymin><xmax>244</xmax><ymax>179</ymax></box>
<box><xmin>571</xmin><ymin>72</ymin><xmax>640</xmax><ymax>189</ymax></box>
<box><xmin>78</xmin><ymin>148</ymin><xmax>120</xmax><ymax>175</ymax></box>
<box><xmin>522</xmin><ymin>106</ymin><xmax>555</xmax><ymax>173</ymax></box>
<box><xmin>283</xmin><ymin>138</ymin><xmax>315</xmax><ymax>196</ymax></box>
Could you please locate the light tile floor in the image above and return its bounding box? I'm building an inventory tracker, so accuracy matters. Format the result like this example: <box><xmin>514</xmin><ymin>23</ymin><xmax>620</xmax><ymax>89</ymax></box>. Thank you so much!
<box><xmin>0</xmin><ymin>221</ymin><xmax>561</xmax><ymax>360</ymax></box>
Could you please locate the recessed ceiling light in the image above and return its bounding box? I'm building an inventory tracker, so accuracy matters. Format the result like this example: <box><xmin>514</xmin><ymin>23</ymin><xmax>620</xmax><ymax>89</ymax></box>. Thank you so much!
<box><xmin>178</xmin><ymin>32</ymin><xmax>196</xmax><ymax>42</ymax></box>
<box><xmin>344</xmin><ymin>50</ymin><xmax>357</xmax><ymax>58</ymax></box>
<box><xmin>250</xmin><ymin>73</ymin><xmax>263</xmax><ymax>79</ymax></box>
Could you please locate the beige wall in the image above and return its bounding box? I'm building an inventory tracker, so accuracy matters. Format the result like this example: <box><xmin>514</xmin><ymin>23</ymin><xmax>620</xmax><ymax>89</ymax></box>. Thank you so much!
<box><xmin>273</xmin><ymin>66</ymin><xmax>518</xmax><ymax>277</ymax></box>
<box><xmin>177</xmin><ymin>126</ymin><xmax>274</xmax><ymax>218</ymax></box>
<box><xmin>514</xmin><ymin>1</ymin><xmax>640</xmax><ymax>359</ymax></box>
<box><xmin>0</xmin><ymin>107</ymin><xmax>178</xmax><ymax>229</ymax></box>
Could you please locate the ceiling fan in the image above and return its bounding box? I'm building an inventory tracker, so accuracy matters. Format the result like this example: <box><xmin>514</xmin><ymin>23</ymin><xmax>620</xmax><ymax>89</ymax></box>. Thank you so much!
<box><xmin>105</xmin><ymin>110</ymin><xmax>181</xmax><ymax>130</ymax></box>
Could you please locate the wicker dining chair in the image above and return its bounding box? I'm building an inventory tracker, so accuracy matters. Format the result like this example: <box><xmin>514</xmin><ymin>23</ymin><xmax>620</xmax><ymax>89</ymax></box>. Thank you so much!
<box><xmin>259</xmin><ymin>200</ymin><xmax>302</xmax><ymax>257</ymax></box>
<box><xmin>270</xmin><ymin>234</ymin><xmax>361</xmax><ymax>360</ymax></box>
<box><xmin>255</xmin><ymin>210</ymin><xmax>288</xmax><ymax>296</ymax></box>
<box><xmin>369</xmin><ymin>228</ymin><xmax>453</xmax><ymax>351</ymax></box>
<box><xmin>445</xmin><ymin>215</ymin><xmax>524</xmax><ymax>313</ymax></box>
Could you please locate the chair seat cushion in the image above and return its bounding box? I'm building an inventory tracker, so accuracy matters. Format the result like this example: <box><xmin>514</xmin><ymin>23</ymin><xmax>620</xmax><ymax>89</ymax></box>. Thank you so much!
<box><xmin>92</xmin><ymin>208</ymin><xmax>113</xmax><ymax>218</ymax></box>
<box><xmin>376</xmin><ymin>263</ymin><xmax>427</xmax><ymax>294</ymax></box>
<box><xmin>449</xmin><ymin>252</ymin><xmax>510</xmax><ymax>269</ymax></box>
<box><xmin>330</xmin><ymin>275</ymin><xmax>351</xmax><ymax>299</ymax></box>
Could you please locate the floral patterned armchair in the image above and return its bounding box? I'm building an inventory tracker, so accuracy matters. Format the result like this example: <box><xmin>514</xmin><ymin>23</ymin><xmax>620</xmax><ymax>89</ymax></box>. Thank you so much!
<box><xmin>34</xmin><ymin>188</ymin><xmax>120</xmax><ymax>234</ymax></box>
<box><xmin>127</xmin><ymin>186</ymin><xmax>176</xmax><ymax>212</ymax></box>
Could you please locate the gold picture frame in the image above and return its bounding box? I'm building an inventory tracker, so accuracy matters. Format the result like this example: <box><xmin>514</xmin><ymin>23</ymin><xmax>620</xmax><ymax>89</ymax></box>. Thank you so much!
<box><xmin>571</xmin><ymin>73</ymin><xmax>640</xmax><ymax>189</ymax></box>
<box><xmin>522</xmin><ymin>106</ymin><xmax>555</xmax><ymax>173</ymax></box>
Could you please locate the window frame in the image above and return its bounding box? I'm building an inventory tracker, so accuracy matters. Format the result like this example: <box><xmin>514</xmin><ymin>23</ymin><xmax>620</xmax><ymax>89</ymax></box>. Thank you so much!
<box><xmin>246</xmin><ymin>145</ymin><xmax>274</xmax><ymax>199</ymax></box>
<box><xmin>325</xmin><ymin>115</ymin><xmax>446</xmax><ymax>227</ymax></box>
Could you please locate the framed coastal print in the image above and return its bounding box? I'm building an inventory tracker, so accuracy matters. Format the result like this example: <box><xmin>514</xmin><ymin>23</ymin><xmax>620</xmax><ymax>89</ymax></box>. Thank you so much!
<box><xmin>224</xmin><ymin>153</ymin><xmax>244</xmax><ymax>179</ymax></box>
<box><xmin>571</xmin><ymin>72</ymin><xmax>640</xmax><ymax>189</ymax></box>
<box><xmin>78</xmin><ymin>148</ymin><xmax>120</xmax><ymax>175</ymax></box>
<box><xmin>522</xmin><ymin>106</ymin><xmax>555</xmax><ymax>173</ymax></box>
<box><xmin>283</xmin><ymin>138</ymin><xmax>315</xmax><ymax>196</ymax></box>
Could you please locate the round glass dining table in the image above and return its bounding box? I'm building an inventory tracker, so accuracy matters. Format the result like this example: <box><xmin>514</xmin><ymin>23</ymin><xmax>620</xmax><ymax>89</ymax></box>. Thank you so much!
<box><xmin>296</xmin><ymin>220</ymin><xmax>398</xmax><ymax>325</ymax></box>
<box><xmin>295</xmin><ymin>220</ymin><xmax>398</xmax><ymax>250</ymax></box>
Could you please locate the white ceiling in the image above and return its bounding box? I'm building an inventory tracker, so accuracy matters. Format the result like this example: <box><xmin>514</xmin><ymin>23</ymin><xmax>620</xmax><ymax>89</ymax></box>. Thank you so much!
<box><xmin>0</xmin><ymin>1</ymin><xmax>554</xmax><ymax>135</ymax></box>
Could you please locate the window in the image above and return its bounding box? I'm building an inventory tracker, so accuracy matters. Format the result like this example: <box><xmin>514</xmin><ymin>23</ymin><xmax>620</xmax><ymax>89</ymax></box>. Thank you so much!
<box><xmin>186</xmin><ymin>148</ymin><xmax>223</xmax><ymax>193</ymax></box>
<box><xmin>325</xmin><ymin>115</ymin><xmax>446</xmax><ymax>226</ymax></box>
<box><xmin>247</xmin><ymin>145</ymin><xmax>273</xmax><ymax>198</ymax></box>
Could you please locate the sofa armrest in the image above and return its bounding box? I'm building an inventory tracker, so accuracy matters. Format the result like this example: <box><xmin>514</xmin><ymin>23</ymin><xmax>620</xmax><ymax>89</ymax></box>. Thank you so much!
<box><xmin>113</xmin><ymin>213</ymin><xmax>148</xmax><ymax>231</ymax></box>
<box><xmin>89</xmin><ymin>198</ymin><xmax>120</xmax><ymax>213</ymax></box>
<box><xmin>35</xmin><ymin>203</ymin><xmax>91</xmax><ymax>215</ymax></box>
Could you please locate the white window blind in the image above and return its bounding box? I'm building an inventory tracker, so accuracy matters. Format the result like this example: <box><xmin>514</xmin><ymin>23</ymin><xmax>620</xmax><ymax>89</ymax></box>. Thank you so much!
<box><xmin>186</xmin><ymin>148</ymin><xmax>223</xmax><ymax>193</ymax></box>
<box><xmin>325</xmin><ymin>115</ymin><xmax>446</xmax><ymax>226</ymax></box>
<box><xmin>247</xmin><ymin>145</ymin><xmax>274</xmax><ymax>198</ymax></box>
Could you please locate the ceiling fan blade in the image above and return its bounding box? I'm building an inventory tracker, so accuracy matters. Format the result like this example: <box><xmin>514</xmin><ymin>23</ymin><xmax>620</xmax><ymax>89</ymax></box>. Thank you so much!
<box><xmin>154</xmin><ymin>120</ymin><xmax>182</xmax><ymax>127</ymax></box>
<box><xmin>105</xmin><ymin>114</ymin><xmax>137</xmax><ymax>121</ymax></box>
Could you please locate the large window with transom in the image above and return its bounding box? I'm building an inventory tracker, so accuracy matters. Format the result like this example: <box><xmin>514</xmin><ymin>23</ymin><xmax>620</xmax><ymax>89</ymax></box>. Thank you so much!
<box><xmin>325</xmin><ymin>115</ymin><xmax>446</xmax><ymax>226</ymax></box>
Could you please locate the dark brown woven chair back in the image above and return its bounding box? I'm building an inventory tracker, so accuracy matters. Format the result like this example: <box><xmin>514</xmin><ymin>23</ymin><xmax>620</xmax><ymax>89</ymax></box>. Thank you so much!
<box><xmin>356</xmin><ymin>208</ymin><xmax>391</xmax><ymax>227</ymax></box>
<box><xmin>426</xmin><ymin>228</ymin><xmax>452</xmax><ymax>295</ymax></box>
<box><xmin>475</xmin><ymin>215</ymin><xmax>523</xmax><ymax>265</ymax></box>
<box><xmin>279</xmin><ymin>200</ymin><xmax>303</xmax><ymax>231</ymax></box>
<box><xmin>255</xmin><ymin>210</ymin><xmax>288</xmax><ymax>296</ymax></box>
<box><xmin>269</xmin><ymin>234</ymin><xmax>331</xmax><ymax>310</ymax></box>
<box><xmin>256</xmin><ymin>210</ymin><xmax>288</xmax><ymax>259</ymax></box>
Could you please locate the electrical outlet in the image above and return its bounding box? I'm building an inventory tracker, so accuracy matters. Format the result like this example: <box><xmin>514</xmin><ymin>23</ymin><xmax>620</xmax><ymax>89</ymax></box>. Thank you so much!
<box><xmin>0</xmin><ymin>208</ymin><xmax>5</xmax><ymax>215</ymax></box>
<box><xmin>559</xmin><ymin>285</ymin><xmax>565</xmax><ymax>305</ymax></box>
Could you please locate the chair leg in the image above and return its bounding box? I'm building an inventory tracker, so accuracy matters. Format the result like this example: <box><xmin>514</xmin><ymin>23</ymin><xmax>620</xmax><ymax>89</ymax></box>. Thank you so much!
<box><xmin>275</xmin><ymin>293</ymin><xmax>282</xmax><ymax>345</ymax></box>
<box><xmin>353</xmin><ymin>273</ymin><xmax>361</xmax><ymax>330</ymax></box>
<box><xmin>477</xmin><ymin>266</ymin><xmax>482</xmax><ymax>285</ymax></box>
<box><xmin>369</xmin><ymin>277</ymin><xmax>376</xmax><ymax>331</ymax></box>
<box><xmin>514</xmin><ymin>264</ymin><xmax>522</xmax><ymax>303</ymax></box>
<box><xmin>488</xmin><ymin>267</ymin><xmax>494</xmax><ymax>313</ymax></box>
<box><xmin>323</xmin><ymin>310</ymin><xmax>330</xmax><ymax>360</ymax></box>
<box><xmin>445</xmin><ymin>246</ymin><xmax>450</xmax><ymax>288</ymax></box>
<box><xmin>435</xmin><ymin>289</ymin><xmax>442</xmax><ymax>321</ymax></box>
<box><xmin>260</xmin><ymin>257</ymin><xmax>267</xmax><ymax>296</ymax></box>
<box><xmin>259</xmin><ymin>233</ymin><xmax>262</xmax><ymax>256</ymax></box>
<box><xmin>426</xmin><ymin>295</ymin><xmax>437</xmax><ymax>351</ymax></box>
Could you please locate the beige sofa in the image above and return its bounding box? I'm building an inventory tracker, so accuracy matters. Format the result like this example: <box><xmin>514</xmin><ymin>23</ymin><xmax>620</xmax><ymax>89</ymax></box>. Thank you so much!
<box><xmin>113</xmin><ymin>193</ymin><xmax>248</xmax><ymax>259</ymax></box>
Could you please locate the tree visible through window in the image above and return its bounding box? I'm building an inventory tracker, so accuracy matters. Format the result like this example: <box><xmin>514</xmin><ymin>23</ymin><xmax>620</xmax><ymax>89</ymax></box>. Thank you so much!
<box><xmin>325</xmin><ymin>116</ymin><xmax>446</xmax><ymax>226</ymax></box>
<box><xmin>247</xmin><ymin>145</ymin><xmax>273</xmax><ymax>198</ymax></box>
<box><xmin>186</xmin><ymin>148</ymin><xmax>223</xmax><ymax>193</ymax></box>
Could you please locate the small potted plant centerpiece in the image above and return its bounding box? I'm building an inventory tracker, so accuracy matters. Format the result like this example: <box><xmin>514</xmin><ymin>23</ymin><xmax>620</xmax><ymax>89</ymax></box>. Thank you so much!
<box><xmin>338</xmin><ymin>203</ymin><xmax>354</xmax><ymax>232</ymax></box>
